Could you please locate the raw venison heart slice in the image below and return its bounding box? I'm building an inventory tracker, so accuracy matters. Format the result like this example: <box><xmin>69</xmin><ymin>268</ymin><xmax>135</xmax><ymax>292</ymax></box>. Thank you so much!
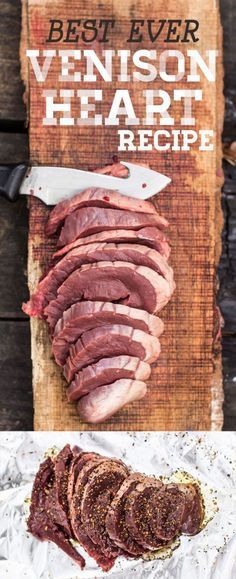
<box><xmin>67</xmin><ymin>356</ymin><xmax>151</xmax><ymax>401</ymax></box>
<box><xmin>64</xmin><ymin>325</ymin><xmax>161</xmax><ymax>382</ymax></box>
<box><xmin>77</xmin><ymin>379</ymin><xmax>147</xmax><ymax>423</ymax></box>
<box><xmin>58</xmin><ymin>206</ymin><xmax>168</xmax><ymax>247</ymax></box>
<box><xmin>80</xmin><ymin>461</ymin><xmax>129</xmax><ymax>558</ymax></box>
<box><xmin>53</xmin><ymin>302</ymin><xmax>164</xmax><ymax>366</ymax></box>
<box><xmin>53</xmin><ymin>226</ymin><xmax>171</xmax><ymax>261</ymax></box>
<box><xmin>46</xmin><ymin>186</ymin><xmax>160</xmax><ymax>236</ymax></box>
<box><xmin>44</xmin><ymin>261</ymin><xmax>174</xmax><ymax>330</ymax></box>
<box><xmin>23</xmin><ymin>242</ymin><xmax>174</xmax><ymax>318</ymax></box>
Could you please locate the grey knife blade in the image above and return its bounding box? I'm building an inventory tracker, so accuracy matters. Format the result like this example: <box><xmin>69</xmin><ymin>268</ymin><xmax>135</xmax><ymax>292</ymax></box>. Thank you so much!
<box><xmin>19</xmin><ymin>162</ymin><xmax>171</xmax><ymax>204</ymax></box>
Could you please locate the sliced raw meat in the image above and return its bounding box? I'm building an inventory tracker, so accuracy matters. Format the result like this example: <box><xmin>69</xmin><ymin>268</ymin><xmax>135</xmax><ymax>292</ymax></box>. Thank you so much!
<box><xmin>54</xmin><ymin>226</ymin><xmax>171</xmax><ymax>261</ymax></box>
<box><xmin>70</xmin><ymin>456</ymin><xmax>118</xmax><ymax>571</ymax></box>
<box><xmin>81</xmin><ymin>460</ymin><xmax>129</xmax><ymax>558</ymax></box>
<box><xmin>64</xmin><ymin>325</ymin><xmax>161</xmax><ymax>382</ymax></box>
<box><xmin>58</xmin><ymin>207</ymin><xmax>168</xmax><ymax>247</ymax></box>
<box><xmin>94</xmin><ymin>162</ymin><xmax>129</xmax><ymax>178</ymax></box>
<box><xmin>128</xmin><ymin>482</ymin><xmax>185</xmax><ymax>545</ymax></box>
<box><xmin>44</xmin><ymin>261</ymin><xmax>174</xmax><ymax>329</ymax></box>
<box><xmin>77</xmin><ymin>379</ymin><xmax>147</xmax><ymax>423</ymax></box>
<box><xmin>106</xmin><ymin>473</ymin><xmax>147</xmax><ymax>555</ymax></box>
<box><xmin>67</xmin><ymin>356</ymin><xmax>151</xmax><ymax>401</ymax></box>
<box><xmin>148</xmin><ymin>484</ymin><xmax>192</xmax><ymax>541</ymax></box>
<box><xmin>27</xmin><ymin>456</ymin><xmax>85</xmax><ymax>569</ymax></box>
<box><xmin>46</xmin><ymin>186</ymin><xmax>159</xmax><ymax>236</ymax></box>
<box><xmin>179</xmin><ymin>484</ymin><xmax>204</xmax><ymax>535</ymax></box>
<box><xmin>23</xmin><ymin>242</ymin><xmax>174</xmax><ymax>319</ymax></box>
<box><xmin>53</xmin><ymin>302</ymin><xmax>164</xmax><ymax>366</ymax></box>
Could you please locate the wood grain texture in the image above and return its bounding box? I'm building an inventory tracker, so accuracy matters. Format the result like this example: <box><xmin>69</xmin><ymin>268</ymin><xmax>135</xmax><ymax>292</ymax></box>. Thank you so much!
<box><xmin>21</xmin><ymin>0</ymin><xmax>224</xmax><ymax>431</ymax></box>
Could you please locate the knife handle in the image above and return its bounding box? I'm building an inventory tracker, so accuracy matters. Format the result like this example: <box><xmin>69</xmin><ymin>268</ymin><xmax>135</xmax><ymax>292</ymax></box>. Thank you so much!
<box><xmin>0</xmin><ymin>164</ymin><xmax>28</xmax><ymax>202</ymax></box>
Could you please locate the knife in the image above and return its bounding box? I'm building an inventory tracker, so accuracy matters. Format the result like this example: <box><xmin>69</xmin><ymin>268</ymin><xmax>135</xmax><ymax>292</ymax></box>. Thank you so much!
<box><xmin>0</xmin><ymin>162</ymin><xmax>171</xmax><ymax>204</ymax></box>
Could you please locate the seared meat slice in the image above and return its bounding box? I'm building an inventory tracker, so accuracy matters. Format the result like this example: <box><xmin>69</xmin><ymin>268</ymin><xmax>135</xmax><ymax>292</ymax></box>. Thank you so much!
<box><xmin>81</xmin><ymin>460</ymin><xmax>129</xmax><ymax>559</ymax></box>
<box><xmin>148</xmin><ymin>483</ymin><xmax>204</xmax><ymax>540</ymax></box>
<box><xmin>67</xmin><ymin>356</ymin><xmax>151</xmax><ymax>401</ymax></box>
<box><xmin>77</xmin><ymin>379</ymin><xmax>147</xmax><ymax>423</ymax></box>
<box><xmin>45</xmin><ymin>444</ymin><xmax>75</xmax><ymax>537</ymax></box>
<box><xmin>46</xmin><ymin>186</ymin><xmax>160</xmax><ymax>236</ymax></box>
<box><xmin>64</xmin><ymin>325</ymin><xmax>161</xmax><ymax>382</ymax></box>
<box><xmin>27</xmin><ymin>456</ymin><xmax>85</xmax><ymax>569</ymax></box>
<box><xmin>69</xmin><ymin>456</ymin><xmax>118</xmax><ymax>571</ymax></box>
<box><xmin>178</xmin><ymin>484</ymin><xmax>204</xmax><ymax>535</ymax></box>
<box><xmin>58</xmin><ymin>207</ymin><xmax>168</xmax><ymax>247</ymax></box>
<box><xmin>53</xmin><ymin>226</ymin><xmax>171</xmax><ymax>261</ymax></box>
<box><xmin>44</xmin><ymin>261</ymin><xmax>174</xmax><ymax>329</ymax></box>
<box><xmin>106</xmin><ymin>474</ymin><xmax>147</xmax><ymax>555</ymax></box>
<box><xmin>126</xmin><ymin>481</ymin><xmax>183</xmax><ymax>546</ymax></box>
<box><xmin>67</xmin><ymin>451</ymin><xmax>100</xmax><ymax>504</ymax></box>
<box><xmin>53</xmin><ymin>302</ymin><xmax>164</xmax><ymax>366</ymax></box>
<box><xmin>23</xmin><ymin>242</ymin><xmax>174</xmax><ymax>319</ymax></box>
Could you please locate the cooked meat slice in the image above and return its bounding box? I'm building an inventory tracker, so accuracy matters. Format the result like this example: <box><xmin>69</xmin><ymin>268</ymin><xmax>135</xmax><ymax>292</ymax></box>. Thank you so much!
<box><xmin>53</xmin><ymin>302</ymin><xmax>164</xmax><ymax>366</ymax></box>
<box><xmin>54</xmin><ymin>226</ymin><xmax>171</xmax><ymax>261</ymax></box>
<box><xmin>44</xmin><ymin>261</ymin><xmax>174</xmax><ymax>329</ymax></box>
<box><xmin>148</xmin><ymin>484</ymin><xmax>190</xmax><ymax>541</ymax></box>
<box><xmin>64</xmin><ymin>325</ymin><xmax>161</xmax><ymax>382</ymax></box>
<box><xmin>106</xmin><ymin>474</ymin><xmax>147</xmax><ymax>555</ymax></box>
<box><xmin>125</xmin><ymin>477</ymin><xmax>175</xmax><ymax>550</ymax></box>
<box><xmin>77</xmin><ymin>379</ymin><xmax>147</xmax><ymax>423</ymax></box>
<box><xmin>46</xmin><ymin>444</ymin><xmax>75</xmax><ymax>537</ymax></box>
<box><xmin>67</xmin><ymin>356</ymin><xmax>151</xmax><ymax>401</ymax></box>
<box><xmin>67</xmin><ymin>451</ymin><xmax>100</xmax><ymax>505</ymax></box>
<box><xmin>46</xmin><ymin>186</ymin><xmax>160</xmax><ymax>236</ymax></box>
<box><xmin>81</xmin><ymin>461</ymin><xmax>129</xmax><ymax>558</ymax></box>
<box><xmin>23</xmin><ymin>242</ymin><xmax>174</xmax><ymax>319</ymax></box>
<box><xmin>179</xmin><ymin>484</ymin><xmax>204</xmax><ymax>535</ymax></box>
<box><xmin>58</xmin><ymin>207</ymin><xmax>168</xmax><ymax>247</ymax></box>
<box><xmin>27</xmin><ymin>456</ymin><xmax>85</xmax><ymax>569</ymax></box>
<box><xmin>69</xmin><ymin>456</ymin><xmax>118</xmax><ymax>571</ymax></box>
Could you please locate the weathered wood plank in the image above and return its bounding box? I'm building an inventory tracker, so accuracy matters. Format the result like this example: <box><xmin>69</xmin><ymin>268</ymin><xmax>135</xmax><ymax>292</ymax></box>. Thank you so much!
<box><xmin>22</xmin><ymin>0</ymin><xmax>224</xmax><ymax>431</ymax></box>
<box><xmin>0</xmin><ymin>0</ymin><xmax>26</xmax><ymax>120</ymax></box>
<box><xmin>0</xmin><ymin>321</ymin><xmax>32</xmax><ymax>430</ymax></box>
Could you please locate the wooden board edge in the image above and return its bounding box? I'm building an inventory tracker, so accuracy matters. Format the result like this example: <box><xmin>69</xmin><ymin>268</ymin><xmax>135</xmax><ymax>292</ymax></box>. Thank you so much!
<box><xmin>211</xmin><ymin>5</ymin><xmax>224</xmax><ymax>431</ymax></box>
<box><xmin>21</xmin><ymin>0</ymin><xmax>225</xmax><ymax>432</ymax></box>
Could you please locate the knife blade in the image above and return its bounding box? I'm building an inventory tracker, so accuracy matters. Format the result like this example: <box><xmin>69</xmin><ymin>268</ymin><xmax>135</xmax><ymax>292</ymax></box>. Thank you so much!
<box><xmin>0</xmin><ymin>162</ymin><xmax>171</xmax><ymax>204</ymax></box>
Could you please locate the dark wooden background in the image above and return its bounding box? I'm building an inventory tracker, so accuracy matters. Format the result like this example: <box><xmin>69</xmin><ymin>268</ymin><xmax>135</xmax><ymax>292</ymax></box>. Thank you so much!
<box><xmin>0</xmin><ymin>0</ymin><xmax>235</xmax><ymax>431</ymax></box>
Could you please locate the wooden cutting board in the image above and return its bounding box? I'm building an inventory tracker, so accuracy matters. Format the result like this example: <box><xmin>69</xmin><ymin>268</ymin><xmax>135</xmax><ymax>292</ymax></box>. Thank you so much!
<box><xmin>21</xmin><ymin>0</ymin><xmax>224</xmax><ymax>431</ymax></box>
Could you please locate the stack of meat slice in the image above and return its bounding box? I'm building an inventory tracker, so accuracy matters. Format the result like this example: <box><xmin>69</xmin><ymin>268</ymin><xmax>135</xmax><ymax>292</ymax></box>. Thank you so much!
<box><xmin>28</xmin><ymin>445</ymin><xmax>204</xmax><ymax>572</ymax></box>
<box><xmin>23</xmin><ymin>163</ymin><xmax>175</xmax><ymax>423</ymax></box>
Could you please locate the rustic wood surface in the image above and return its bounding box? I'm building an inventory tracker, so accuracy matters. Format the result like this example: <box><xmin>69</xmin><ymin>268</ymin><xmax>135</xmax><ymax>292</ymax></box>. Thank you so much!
<box><xmin>0</xmin><ymin>0</ymin><xmax>235</xmax><ymax>431</ymax></box>
<box><xmin>20</xmin><ymin>0</ymin><xmax>224</xmax><ymax>431</ymax></box>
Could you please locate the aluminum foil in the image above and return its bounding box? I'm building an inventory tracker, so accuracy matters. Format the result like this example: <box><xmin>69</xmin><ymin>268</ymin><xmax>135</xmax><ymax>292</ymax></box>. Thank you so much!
<box><xmin>0</xmin><ymin>431</ymin><xmax>235</xmax><ymax>579</ymax></box>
